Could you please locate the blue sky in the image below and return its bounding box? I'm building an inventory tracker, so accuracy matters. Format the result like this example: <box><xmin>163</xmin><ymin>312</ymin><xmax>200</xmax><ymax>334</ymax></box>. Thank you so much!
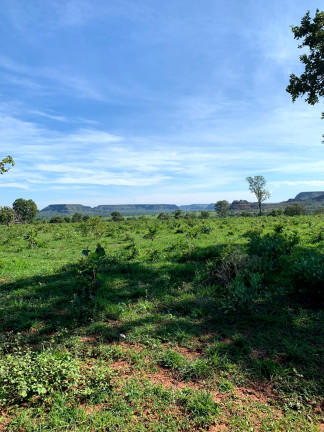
<box><xmin>0</xmin><ymin>0</ymin><xmax>323</xmax><ymax>209</ymax></box>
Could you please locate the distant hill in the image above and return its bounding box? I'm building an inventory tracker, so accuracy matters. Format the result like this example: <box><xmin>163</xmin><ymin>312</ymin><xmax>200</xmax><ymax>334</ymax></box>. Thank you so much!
<box><xmin>40</xmin><ymin>204</ymin><xmax>93</xmax><ymax>217</ymax></box>
<box><xmin>38</xmin><ymin>191</ymin><xmax>324</xmax><ymax>218</ymax></box>
<box><xmin>229</xmin><ymin>191</ymin><xmax>324</xmax><ymax>213</ymax></box>
<box><xmin>295</xmin><ymin>191</ymin><xmax>324</xmax><ymax>200</ymax></box>
<box><xmin>93</xmin><ymin>204</ymin><xmax>178</xmax><ymax>215</ymax></box>
<box><xmin>179</xmin><ymin>204</ymin><xmax>209</xmax><ymax>211</ymax></box>
<box><xmin>39</xmin><ymin>203</ymin><xmax>178</xmax><ymax>218</ymax></box>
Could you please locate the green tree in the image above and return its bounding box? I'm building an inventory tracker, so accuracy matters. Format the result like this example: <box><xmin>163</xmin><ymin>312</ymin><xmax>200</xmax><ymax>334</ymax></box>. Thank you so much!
<box><xmin>157</xmin><ymin>212</ymin><xmax>170</xmax><ymax>220</ymax></box>
<box><xmin>0</xmin><ymin>206</ymin><xmax>15</xmax><ymax>226</ymax></box>
<box><xmin>268</xmin><ymin>209</ymin><xmax>283</xmax><ymax>217</ymax></box>
<box><xmin>172</xmin><ymin>209</ymin><xmax>183</xmax><ymax>219</ymax></box>
<box><xmin>200</xmin><ymin>210</ymin><xmax>210</xmax><ymax>219</ymax></box>
<box><xmin>286</xmin><ymin>9</ymin><xmax>324</xmax><ymax>128</ymax></box>
<box><xmin>12</xmin><ymin>198</ymin><xmax>38</xmax><ymax>223</ymax></box>
<box><xmin>111</xmin><ymin>211</ymin><xmax>124</xmax><ymax>222</ymax></box>
<box><xmin>284</xmin><ymin>203</ymin><xmax>307</xmax><ymax>216</ymax></box>
<box><xmin>215</xmin><ymin>200</ymin><xmax>230</xmax><ymax>217</ymax></box>
<box><xmin>240</xmin><ymin>211</ymin><xmax>254</xmax><ymax>217</ymax></box>
<box><xmin>49</xmin><ymin>216</ymin><xmax>65</xmax><ymax>223</ymax></box>
<box><xmin>0</xmin><ymin>156</ymin><xmax>14</xmax><ymax>174</ymax></box>
<box><xmin>72</xmin><ymin>212</ymin><xmax>83</xmax><ymax>223</ymax></box>
<box><xmin>246</xmin><ymin>176</ymin><xmax>270</xmax><ymax>216</ymax></box>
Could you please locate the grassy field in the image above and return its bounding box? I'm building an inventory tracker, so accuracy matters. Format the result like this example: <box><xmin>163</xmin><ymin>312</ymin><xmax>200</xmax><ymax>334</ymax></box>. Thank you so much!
<box><xmin>0</xmin><ymin>215</ymin><xmax>323</xmax><ymax>431</ymax></box>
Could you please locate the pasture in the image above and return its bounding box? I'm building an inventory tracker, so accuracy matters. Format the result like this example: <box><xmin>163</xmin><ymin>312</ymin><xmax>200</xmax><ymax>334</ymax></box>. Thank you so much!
<box><xmin>0</xmin><ymin>214</ymin><xmax>323</xmax><ymax>431</ymax></box>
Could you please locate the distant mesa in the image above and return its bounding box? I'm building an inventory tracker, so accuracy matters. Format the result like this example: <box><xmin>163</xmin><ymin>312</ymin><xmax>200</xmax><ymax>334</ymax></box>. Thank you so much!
<box><xmin>40</xmin><ymin>203</ymin><xmax>178</xmax><ymax>217</ymax></box>
<box><xmin>38</xmin><ymin>191</ymin><xmax>324</xmax><ymax>218</ymax></box>
<box><xmin>295</xmin><ymin>191</ymin><xmax>324</xmax><ymax>201</ymax></box>
<box><xmin>41</xmin><ymin>204</ymin><xmax>93</xmax><ymax>214</ymax></box>
<box><xmin>230</xmin><ymin>200</ymin><xmax>258</xmax><ymax>211</ymax></box>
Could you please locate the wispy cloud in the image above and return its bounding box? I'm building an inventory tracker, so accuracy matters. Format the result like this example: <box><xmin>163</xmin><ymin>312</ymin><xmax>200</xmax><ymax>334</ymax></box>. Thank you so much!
<box><xmin>29</xmin><ymin>110</ymin><xmax>68</xmax><ymax>122</ymax></box>
<box><xmin>0</xmin><ymin>55</ymin><xmax>104</xmax><ymax>101</ymax></box>
<box><xmin>271</xmin><ymin>181</ymin><xmax>324</xmax><ymax>187</ymax></box>
<box><xmin>0</xmin><ymin>182</ymin><xmax>29</xmax><ymax>189</ymax></box>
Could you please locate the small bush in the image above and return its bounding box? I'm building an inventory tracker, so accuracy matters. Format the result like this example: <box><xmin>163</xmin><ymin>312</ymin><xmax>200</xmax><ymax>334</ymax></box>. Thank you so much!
<box><xmin>246</xmin><ymin>230</ymin><xmax>299</xmax><ymax>271</ymax></box>
<box><xmin>284</xmin><ymin>204</ymin><xmax>307</xmax><ymax>216</ymax></box>
<box><xmin>292</xmin><ymin>254</ymin><xmax>324</xmax><ymax>302</ymax></box>
<box><xmin>49</xmin><ymin>216</ymin><xmax>65</xmax><ymax>223</ymax></box>
<box><xmin>0</xmin><ymin>349</ymin><xmax>80</xmax><ymax>405</ymax></box>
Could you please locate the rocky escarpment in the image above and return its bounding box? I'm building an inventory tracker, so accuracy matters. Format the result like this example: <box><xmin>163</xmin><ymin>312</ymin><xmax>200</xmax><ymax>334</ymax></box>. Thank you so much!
<box><xmin>295</xmin><ymin>191</ymin><xmax>324</xmax><ymax>200</ymax></box>
<box><xmin>230</xmin><ymin>200</ymin><xmax>258</xmax><ymax>211</ymax></box>
<box><xmin>38</xmin><ymin>191</ymin><xmax>324</xmax><ymax>218</ymax></box>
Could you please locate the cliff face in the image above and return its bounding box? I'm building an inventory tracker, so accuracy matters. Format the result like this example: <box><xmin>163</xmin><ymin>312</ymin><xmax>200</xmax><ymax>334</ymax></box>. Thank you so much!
<box><xmin>38</xmin><ymin>191</ymin><xmax>324</xmax><ymax>218</ymax></box>
<box><xmin>39</xmin><ymin>203</ymin><xmax>179</xmax><ymax>217</ymax></box>
<box><xmin>41</xmin><ymin>204</ymin><xmax>93</xmax><ymax>214</ymax></box>
<box><xmin>295</xmin><ymin>192</ymin><xmax>324</xmax><ymax>200</ymax></box>
<box><xmin>180</xmin><ymin>204</ymin><xmax>209</xmax><ymax>211</ymax></box>
<box><xmin>93</xmin><ymin>204</ymin><xmax>178</xmax><ymax>213</ymax></box>
<box><xmin>230</xmin><ymin>200</ymin><xmax>258</xmax><ymax>211</ymax></box>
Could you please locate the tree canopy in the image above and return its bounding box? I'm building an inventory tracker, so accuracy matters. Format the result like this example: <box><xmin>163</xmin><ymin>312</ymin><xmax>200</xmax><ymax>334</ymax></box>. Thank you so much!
<box><xmin>0</xmin><ymin>206</ymin><xmax>15</xmax><ymax>226</ymax></box>
<box><xmin>13</xmin><ymin>199</ymin><xmax>38</xmax><ymax>223</ymax></box>
<box><xmin>0</xmin><ymin>156</ymin><xmax>14</xmax><ymax>175</ymax></box>
<box><xmin>286</xmin><ymin>9</ymin><xmax>324</xmax><ymax>120</ymax></box>
<box><xmin>215</xmin><ymin>200</ymin><xmax>230</xmax><ymax>217</ymax></box>
<box><xmin>246</xmin><ymin>176</ymin><xmax>270</xmax><ymax>216</ymax></box>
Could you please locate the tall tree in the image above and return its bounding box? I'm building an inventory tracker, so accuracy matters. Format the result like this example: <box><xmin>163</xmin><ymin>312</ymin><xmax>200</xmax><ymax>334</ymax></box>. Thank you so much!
<box><xmin>13</xmin><ymin>198</ymin><xmax>38</xmax><ymax>223</ymax></box>
<box><xmin>0</xmin><ymin>156</ymin><xmax>14</xmax><ymax>174</ymax></box>
<box><xmin>286</xmin><ymin>9</ymin><xmax>324</xmax><ymax>134</ymax></box>
<box><xmin>215</xmin><ymin>200</ymin><xmax>230</xmax><ymax>217</ymax></box>
<box><xmin>0</xmin><ymin>206</ymin><xmax>15</xmax><ymax>226</ymax></box>
<box><xmin>246</xmin><ymin>176</ymin><xmax>270</xmax><ymax>216</ymax></box>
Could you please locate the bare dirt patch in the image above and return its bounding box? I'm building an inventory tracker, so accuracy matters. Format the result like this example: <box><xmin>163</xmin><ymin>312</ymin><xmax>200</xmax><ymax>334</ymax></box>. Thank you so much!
<box><xmin>208</xmin><ymin>425</ymin><xmax>228</xmax><ymax>431</ymax></box>
<box><xmin>176</xmin><ymin>345</ymin><xmax>202</xmax><ymax>360</ymax></box>
<box><xmin>235</xmin><ymin>382</ymin><xmax>276</xmax><ymax>404</ymax></box>
<box><xmin>0</xmin><ymin>411</ymin><xmax>9</xmax><ymax>432</ymax></box>
<box><xmin>79</xmin><ymin>335</ymin><xmax>100</xmax><ymax>343</ymax></box>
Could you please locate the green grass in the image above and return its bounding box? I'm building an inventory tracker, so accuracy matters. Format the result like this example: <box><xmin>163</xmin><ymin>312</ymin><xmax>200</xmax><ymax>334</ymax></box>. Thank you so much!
<box><xmin>0</xmin><ymin>215</ymin><xmax>323</xmax><ymax>430</ymax></box>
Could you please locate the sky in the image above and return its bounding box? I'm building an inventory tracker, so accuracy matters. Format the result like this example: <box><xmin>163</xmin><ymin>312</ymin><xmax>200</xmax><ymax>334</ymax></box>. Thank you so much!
<box><xmin>0</xmin><ymin>0</ymin><xmax>323</xmax><ymax>209</ymax></box>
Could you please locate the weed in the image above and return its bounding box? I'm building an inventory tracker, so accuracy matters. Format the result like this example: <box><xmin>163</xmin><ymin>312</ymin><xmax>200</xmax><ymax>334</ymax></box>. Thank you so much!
<box><xmin>179</xmin><ymin>388</ymin><xmax>219</xmax><ymax>428</ymax></box>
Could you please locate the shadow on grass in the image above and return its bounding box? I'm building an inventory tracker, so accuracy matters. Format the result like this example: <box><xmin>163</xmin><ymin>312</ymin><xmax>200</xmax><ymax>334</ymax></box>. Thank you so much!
<box><xmin>0</xmin><ymin>244</ymin><xmax>323</xmax><ymax>393</ymax></box>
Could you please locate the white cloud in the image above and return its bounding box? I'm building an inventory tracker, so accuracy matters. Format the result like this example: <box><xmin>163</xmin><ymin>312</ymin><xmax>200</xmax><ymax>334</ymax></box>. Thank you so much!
<box><xmin>271</xmin><ymin>180</ymin><xmax>324</xmax><ymax>187</ymax></box>
<box><xmin>0</xmin><ymin>182</ymin><xmax>29</xmax><ymax>189</ymax></box>
<box><xmin>29</xmin><ymin>110</ymin><xmax>68</xmax><ymax>122</ymax></box>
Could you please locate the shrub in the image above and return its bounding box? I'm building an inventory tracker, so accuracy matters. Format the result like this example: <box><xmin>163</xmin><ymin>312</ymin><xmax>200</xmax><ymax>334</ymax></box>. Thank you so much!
<box><xmin>284</xmin><ymin>203</ymin><xmax>307</xmax><ymax>216</ymax></box>
<box><xmin>200</xmin><ymin>210</ymin><xmax>210</xmax><ymax>219</ymax></box>
<box><xmin>111</xmin><ymin>211</ymin><xmax>124</xmax><ymax>222</ymax></box>
<box><xmin>199</xmin><ymin>246</ymin><xmax>245</xmax><ymax>288</ymax></box>
<box><xmin>157</xmin><ymin>212</ymin><xmax>170</xmax><ymax>220</ymax></box>
<box><xmin>172</xmin><ymin>209</ymin><xmax>183</xmax><ymax>219</ymax></box>
<box><xmin>184</xmin><ymin>212</ymin><xmax>197</xmax><ymax>219</ymax></box>
<box><xmin>246</xmin><ymin>229</ymin><xmax>299</xmax><ymax>271</ymax></box>
<box><xmin>292</xmin><ymin>253</ymin><xmax>324</xmax><ymax>302</ymax></box>
<box><xmin>49</xmin><ymin>216</ymin><xmax>65</xmax><ymax>223</ymax></box>
<box><xmin>220</xmin><ymin>271</ymin><xmax>264</xmax><ymax>312</ymax></box>
<box><xmin>72</xmin><ymin>212</ymin><xmax>83</xmax><ymax>222</ymax></box>
<box><xmin>240</xmin><ymin>211</ymin><xmax>254</xmax><ymax>217</ymax></box>
<box><xmin>77</xmin><ymin>244</ymin><xmax>106</xmax><ymax>300</ymax></box>
<box><xmin>0</xmin><ymin>349</ymin><xmax>80</xmax><ymax>405</ymax></box>
<box><xmin>0</xmin><ymin>206</ymin><xmax>14</xmax><ymax>226</ymax></box>
<box><xmin>268</xmin><ymin>209</ymin><xmax>283</xmax><ymax>216</ymax></box>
